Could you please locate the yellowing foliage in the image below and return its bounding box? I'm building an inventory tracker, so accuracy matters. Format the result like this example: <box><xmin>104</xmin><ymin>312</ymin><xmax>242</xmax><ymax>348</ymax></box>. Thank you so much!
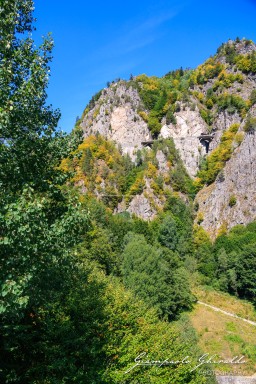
<box><xmin>78</xmin><ymin>136</ymin><xmax>97</xmax><ymax>151</ymax></box>
<box><xmin>145</xmin><ymin>162</ymin><xmax>158</xmax><ymax>178</ymax></box>
<box><xmin>93</xmin><ymin>108</ymin><xmax>100</xmax><ymax>119</ymax></box>
<box><xmin>217</xmin><ymin>221</ymin><xmax>228</xmax><ymax>237</ymax></box>
<box><xmin>59</xmin><ymin>158</ymin><xmax>71</xmax><ymax>172</ymax></box>
<box><xmin>236</xmin><ymin>56</ymin><xmax>252</xmax><ymax>72</ymax></box>
<box><xmin>197</xmin><ymin>92</ymin><xmax>204</xmax><ymax>102</ymax></box>
<box><xmin>95</xmin><ymin>175</ymin><xmax>102</xmax><ymax>184</ymax></box>
<box><xmin>125</xmin><ymin>173</ymin><xmax>145</xmax><ymax>203</ymax></box>
<box><xmin>172</xmin><ymin>79</ymin><xmax>179</xmax><ymax>88</ymax></box>
<box><xmin>136</xmin><ymin>74</ymin><xmax>159</xmax><ymax>90</ymax></box>
<box><xmin>197</xmin><ymin>212</ymin><xmax>204</xmax><ymax>225</ymax></box>
<box><xmin>193</xmin><ymin>59</ymin><xmax>224</xmax><ymax>85</ymax></box>
<box><xmin>193</xmin><ymin>224</ymin><xmax>211</xmax><ymax>247</ymax></box>
<box><xmin>234</xmin><ymin>132</ymin><xmax>244</xmax><ymax>145</ymax></box>
<box><xmin>138</xmin><ymin>110</ymin><xmax>148</xmax><ymax>122</ymax></box>
<box><xmin>215</xmin><ymin>70</ymin><xmax>244</xmax><ymax>88</ymax></box>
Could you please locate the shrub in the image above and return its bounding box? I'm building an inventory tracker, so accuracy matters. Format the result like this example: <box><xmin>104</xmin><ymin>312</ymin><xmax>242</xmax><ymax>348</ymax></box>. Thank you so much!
<box><xmin>229</xmin><ymin>195</ymin><xmax>237</xmax><ymax>207</ymax></box>
<box><xmin>200</xmin><ymin>108</ymin><xmax>213</xmax><ymax>125</ymax></box>
<box><xmin>250</xmin><ymin>89</ymin><xmax>256</xmax><ymax>105</ymax></box>
<box><xmin>148</xmin><ymin>115</ymin><xmax>161</xmax><ymax>137</ymax></box>
<box><xmin>206</xmin><ymin>98</ymin><xmax>214</xmax><ymax>109</ymax></box>
<box><xmin>234</xmin><ymin>132</ymin><xmax>244</xmax><ymax>145</ymax></box>
<box><xmin>175</xmin><ymin>102</ymin><xmax>181</xmax><ymax>112</ymax></box>
<box><xmin>197</xmin><ymin>212</ymin><xmax>204</xmax><ymax>224</ymax></box>
<box><xmin>88</xmin><ymin>90</ymin><xmax>103</xmax><ymax>110</ymax></box>
<box><xmin>166</xmin><ymin>109</ymin><xmax>177</xmax><ymax>125</ymax></box>
<box><xmin>235</xmin><ymin>51</ymin><xmax>256</xmax><ymax>73</ymax></box>
<box><xmin>217</xmin><ymin>93</ymin><xmax>249</xmax><ymax>117</ymax></box>
<box><xmin>224</xmin><ymin>43</ymin><xmax>237</xmax><ymax>64</ymax></box>
<box><xmin>244</xmin><ymin>115</ymin><xmax>256</xmax><ymax>133</ymax></box>
<box><xmin>138</xmin><ymin>110</ymin><xmax>148</xmax><ymax>122</ymax></box>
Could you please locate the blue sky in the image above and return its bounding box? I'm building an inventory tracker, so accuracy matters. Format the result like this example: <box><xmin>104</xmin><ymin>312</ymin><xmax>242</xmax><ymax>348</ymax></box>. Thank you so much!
<box><xmin>34</xmin><ymin>0</ymin><xmax>256</xmax><ymax>133</ymax></box>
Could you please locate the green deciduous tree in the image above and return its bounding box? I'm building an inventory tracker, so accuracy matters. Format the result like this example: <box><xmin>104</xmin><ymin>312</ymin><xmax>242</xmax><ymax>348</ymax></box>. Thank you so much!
<box><xmin>102</xmin><ymin>276</ymin><xmax>215</xmax><ymax>384</ymax></box>
<box><xmin>0</xmin><ymin>0</ymin><xmax>63</xmax><ymax>196</ymax></box>
<box><xmin>158</xmin><ymin>212</ymin><xmax>193</xmax><ymax>258</ymax></box>
<box><xmin>121</xmin><ymin>233</ymin><xmax>195</xmax><ymax>320</ymax></box>
<box><xmin>199</xmin><ymin>222</ymin><xmax>256</xmax><ymax>306</ymax></box>
<box><xmin>0</xmin><ymin>3</ymin><xmax>218</xmax><ymax>383</ymax></box>
<box><xmin>0</xmin><ymin>2</ymin><xmax>91</xmax><ymax>381</ymax></box>
<box><xmin>235</xmin><ymin>244</ymin><xmax>256</xmax><ymax>304</ymax></box>
<box><xmin>158</xmin><ymin>214</ymin><xmax>180</xmax><ymax>251</ymax></box>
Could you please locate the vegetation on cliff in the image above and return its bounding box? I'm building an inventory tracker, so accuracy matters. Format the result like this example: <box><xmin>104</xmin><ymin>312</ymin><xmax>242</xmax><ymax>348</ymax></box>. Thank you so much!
<box><xmin>194</xmin><ymin>123</ymin><xmax>242</xmax><ymax>188</ymax></box>
<box><xmin>1</xmin><ymin>1</ymin><xmax>256</xmax><ymax>381</ymax></box>
<box><xmin>0</xmin><ymin>2</ymin><xmax>215</xmax><ymax>382</ymax></box>
<box><xmin>59</xmin><ymin>134</ymin><xmax>195</xmax><ymax>210</ymax></box>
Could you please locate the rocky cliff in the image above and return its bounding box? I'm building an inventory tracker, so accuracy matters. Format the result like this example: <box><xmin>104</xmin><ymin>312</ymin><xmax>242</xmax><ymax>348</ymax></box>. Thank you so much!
<box><xmin>77</xmin><ymin>38</ymin><xmax>256</xmax><ymax>237</ymax></box>
<box><xmin>195</xmin><ymin>108</ymin><xmax>256</xmax><ymax>238</ymax></box>
<box><xmin>80</xmin><ymin>83</ymin><xmax>152</xmax><ymax>160</ymax></box>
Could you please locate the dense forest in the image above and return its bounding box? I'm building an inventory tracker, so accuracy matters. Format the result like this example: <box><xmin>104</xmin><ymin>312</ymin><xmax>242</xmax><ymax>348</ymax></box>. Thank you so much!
<box><xmin>0</xmin><ymin>1</ymin><xmax>255</xmax><ymax>383</ymax></box>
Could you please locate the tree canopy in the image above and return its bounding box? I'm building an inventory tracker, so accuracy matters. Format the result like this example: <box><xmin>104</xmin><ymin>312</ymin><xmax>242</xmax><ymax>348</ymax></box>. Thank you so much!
<box><xmin>0</xmin><ymin>2</ymin><xmax>219</xmax><ymax>383</ymax></box>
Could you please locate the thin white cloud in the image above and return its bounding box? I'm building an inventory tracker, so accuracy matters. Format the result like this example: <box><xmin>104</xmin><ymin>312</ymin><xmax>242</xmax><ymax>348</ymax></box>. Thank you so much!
<box><xmin>119</xmin><ymin>36</ymin><xmax>158</xmax><ymax>55</ymax></box>
<box><xmin>75</xmin><ymin>5</ymin><xmax>181</xmax><ymax>79</ymax></box>
<box><xmin>84</xmin><ymin>9</ymin><xmax>177</xmax><ymax>64</ymax></box>
<box><xmin>105</xmin><ymin>11</ymin><xmax>177</xmax><ymax>56</ymax></box>
<box><xmin>130</xmin><ymin>11</ymin><xmax>177</xmax><ymax>35</ymax></box>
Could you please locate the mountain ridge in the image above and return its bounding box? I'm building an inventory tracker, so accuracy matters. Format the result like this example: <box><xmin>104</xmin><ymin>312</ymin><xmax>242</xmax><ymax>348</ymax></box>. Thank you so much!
<box><xmin>68</xmin><ymin>38</ymin><xmax>256</xmax><ymax>238</ymax></box>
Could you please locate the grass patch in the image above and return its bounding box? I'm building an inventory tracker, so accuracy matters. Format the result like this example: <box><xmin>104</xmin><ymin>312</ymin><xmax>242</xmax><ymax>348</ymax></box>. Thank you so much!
<box><xmin>190</xmin><ymin>288</ymin><xmax>256</xmax><ymax>375</ymax></box>
<box><xmin>193</xmin><ymin>286</ymin><xmax>256</xmax><ymax>322</ymax></box>
<box><xmin>226</xmin><ymin>322</ymin><xmax>237</xmax><ymax>332</ymax></box>
<box><xmin>224</xmin><ymin>334</ymin><xmax>243</xmax><ymax>343</ymax></box>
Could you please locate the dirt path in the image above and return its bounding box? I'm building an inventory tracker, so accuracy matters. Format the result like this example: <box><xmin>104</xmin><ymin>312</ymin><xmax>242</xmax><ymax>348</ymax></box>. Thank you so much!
<box><xmin>197</xmin><ymin>301</ymin><xmax>256</xmax><ymax>327</ymax></box>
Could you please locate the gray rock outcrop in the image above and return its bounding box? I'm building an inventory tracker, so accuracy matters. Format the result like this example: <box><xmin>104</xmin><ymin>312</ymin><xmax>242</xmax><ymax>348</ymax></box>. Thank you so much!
<box><xmin>79</xmin><ymin>41</ymin><xmax>256</xmax><ymax>233</ymax></box>
<box><xmin>81</xmin><ymin>82</ymin><xmax>152</xmax><ymax>159</ymax></box>
<box><xmin>160</xmin><ymin>107</ymin><xmax>209</xmax><ymax>177</ymax></box>
<box><xmin>196</xmin><ymin>131</ymin><xmax>256</xmax><ymax>238</ymax></box>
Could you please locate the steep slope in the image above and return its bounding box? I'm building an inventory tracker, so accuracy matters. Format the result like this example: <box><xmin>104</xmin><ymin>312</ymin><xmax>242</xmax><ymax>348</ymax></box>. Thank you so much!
<box><xmin>76</xmin><ymin>38</ymin><xmax>256</xmax><ymax>235</ymax></box>
<box><xmin>190</xmin><ymin>287</ymin><xmax>256</xmax><ymax>377</ymax></box>
<box><xmin>60</xmin><ymin>134</ymin><xmax>193</xmax><ymax>220</ymax></box>
<box><xmin>80</xmin><ymin>83</ymin><xmax>152</xmax><ymax>160</ymax></box>
<box><xmin>80</xmin><ymin>76</ymin><xmax>210</xmax><ymax>177</ymax></box>
<box><xmin>195</xmin><ymin>111</ymin><xmax>256</xmax><ymax>238</ymax></box>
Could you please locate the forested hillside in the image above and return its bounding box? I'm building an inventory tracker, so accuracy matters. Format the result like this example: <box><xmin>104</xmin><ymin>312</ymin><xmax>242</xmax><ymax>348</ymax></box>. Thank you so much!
<box><xmin>0</xmin><ymin>1</ymin><xmax>255</xmax><ymax>383</ymax></box>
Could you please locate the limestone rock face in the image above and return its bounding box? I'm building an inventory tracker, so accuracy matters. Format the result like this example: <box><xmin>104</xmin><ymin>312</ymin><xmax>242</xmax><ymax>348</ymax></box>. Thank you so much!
<box><xmin>210</xmin><ymin>111</ymin><xmax>241</xmax><ymax>152</ymax></box>
<box><xmin>78</xmin><ymin>42</ymin><xmax>256</xmax><ymax>234</ymax></box>
<box><xmin>80</xmin><ymin>80</ymin><xmax>256</xmax><ymax>233</ymax></box>
<box><xmin>81</xmin><ymin>82</ymin><xmax>151</xmax><ymax>159</ymax></box>
<box><xmin>110</xmin><ymin>106</ymin><xmax>151</xmax><ymax>158</ymax></box>
<box><xmin>126</xmin><ymin>195</ymin><xmax>157</xmax><ymax>220</ymax></box>
<box><xmin>196</xmin><ymin>131</ymin><xmax>256</xmax><ymax>238</ymax></box>
<box><xmin>160</xmin><ymin>108</ymin><xmax>209</xmax><ymax>177</ymax></box>
<box><xmin>156</xmin><ymin>150</ymin><xmax>168</xmax><ymax>172</ymax></box>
